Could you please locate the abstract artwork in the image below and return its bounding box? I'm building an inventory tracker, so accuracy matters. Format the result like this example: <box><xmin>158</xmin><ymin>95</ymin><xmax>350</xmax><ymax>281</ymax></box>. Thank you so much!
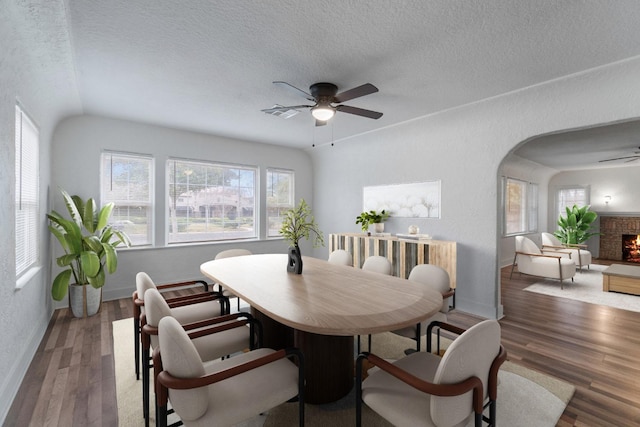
<box><xmin>363</xmin><ymin>181</ymin><xmax>441</xmax><ymax>218</ymax></box>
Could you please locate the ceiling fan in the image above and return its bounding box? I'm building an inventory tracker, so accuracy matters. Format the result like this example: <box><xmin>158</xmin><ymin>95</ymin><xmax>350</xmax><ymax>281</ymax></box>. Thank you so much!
<box><xmin>598</xmin><ymin>147</ymin><xmax>640</xmax><ymax>164</ymax></box>
<box><xmin>262</xmin><ymin>81</ymin><xmax>383</xmax><ymax>126</ymax></box>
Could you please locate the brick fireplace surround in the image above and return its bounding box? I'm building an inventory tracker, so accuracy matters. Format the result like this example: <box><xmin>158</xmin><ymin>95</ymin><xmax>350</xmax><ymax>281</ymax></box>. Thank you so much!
<box><xmin>600</xmin><ymin>216</ymin><xmax>640</xmax><ymax>260</ymax></box>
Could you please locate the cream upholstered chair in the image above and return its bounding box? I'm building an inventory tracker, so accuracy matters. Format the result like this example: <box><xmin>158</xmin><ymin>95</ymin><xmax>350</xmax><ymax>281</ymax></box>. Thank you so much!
<box><xmin>155</xmin><ymin>316</ymin><xmax>304</xmax><ymax>427</ymax></box>
<box><xmin>391</xmin><ymin>264</ymin><xmax>454</xmax><ymax>353</ymax></box>
<box><xmin>511</xmin><ymin>236</ymin><xmax>576</xmax><ymax>289</ymax></box>
<box><xmin>133</xmin><ymin>273</ymin><xmax>221</xmax><ymax>380</ymax></box>
<box><xmin>328</xmin><ymin>249</ymin><xmax>353</xmax><ymax>266</ymax></box>
<box><xmin>142</xmin><ymin>288</ymin><xmax>259</xmax><ymax>427</ymax></box>
<box><xmin>215</xmin><ymin>248</ymin><xmax>252</xmax><ymax>310</ymax></box>
<box><xmin>541</xmin><ymin>232</ymin><xmax>592</xmax><ymax>270</ymax></box>
<box><xmin>356</xmin><ymin>320</ymin><xmax>506</xmax><ymax>427</ymax></box>
<box><xmin>360</xmin><ymin>256</ymin><xmax>393</xmax><ymax>352</ymax></box>
<box><xmin>362</xmin><ymin>255</ymin><xmax>392</xmax><ymax>274</ymax></box>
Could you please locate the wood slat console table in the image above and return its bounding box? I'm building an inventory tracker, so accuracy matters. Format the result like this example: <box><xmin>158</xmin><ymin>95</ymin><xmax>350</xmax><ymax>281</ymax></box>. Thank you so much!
<box><xmin>329</xmin><ymin>233</ymin><xmax>457</xmax><ymax>289</ymax></box>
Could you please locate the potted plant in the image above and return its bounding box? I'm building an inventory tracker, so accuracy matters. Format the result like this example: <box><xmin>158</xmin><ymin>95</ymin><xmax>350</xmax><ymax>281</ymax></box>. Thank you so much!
<box><xmin>47</xmin><ymin>189</ymin><xmax>131</xmax><ymax>317</ymax></box>
<box><xmin>279</xmin><ymin>199</ymin><xmax>324</xmax><ymax>274</ymax></box>
<box><xmin>356</xmin><ymin>209</ymin><xmax>390</xmax><ymax>234</ymax></box>
<box><xmin>554</xmin><ymin>204</ymin><xmax>599</xmax><ymax>245</ymax></box>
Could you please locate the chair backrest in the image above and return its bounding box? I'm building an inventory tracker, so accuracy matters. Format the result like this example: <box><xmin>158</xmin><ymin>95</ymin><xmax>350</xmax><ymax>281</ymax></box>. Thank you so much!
<box><xmin>215</xmin><ymin>249</ymin><xmax>252</xmax><ymax>259</ymax></box>
<box><xmin>408</xmin><ymin>264</ymin><xmax>450</xmax><ymax>313</ymax></box>
<box><xmin>158</xmin><ymin>316</ymin><xmax>209</xmax><ymax>421</ymax></box>
<box><xmin>431</xmin><ymin>320</ymin><xmax>501</xmax><ymax>426</ymax></box>
<box><xmin>541</xmin><ymin>232</ymin><xmax>562</xmax><ymax>247</ymax></box>
<box><xmin>362</xmin><ymin>256</ymin><xmax>392</xmax><ymax>275</ymax></box>
<box><xmin>136</xmin><ymin>272</ymin><xmax>157</xmax><ymax>301</ymax></box>
<box><xmin>328</xmin><ymin>249</ymin><xmax>353</xmax><ymax>266</ymax></box>
<box><xmin>515</xmin><ymin>235</ymin><xmax>541</xmax><ymax>255</ymax></box>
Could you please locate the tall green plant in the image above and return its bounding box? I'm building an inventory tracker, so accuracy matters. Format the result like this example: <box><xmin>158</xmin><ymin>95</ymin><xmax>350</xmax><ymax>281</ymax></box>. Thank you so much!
<box><xmin>47</xmin><ymin>189</ymin><xmax>131</xmax><ymax>301</ymax></box>
<box><xmin>279</xmin><ymin>199</ymin><xmax>324</xmax><ymax>248</ymax></box>
<box><xmin>554</xmin><ymin>204</ymin><xmax>599</xmax><ymax>245</ymax></box>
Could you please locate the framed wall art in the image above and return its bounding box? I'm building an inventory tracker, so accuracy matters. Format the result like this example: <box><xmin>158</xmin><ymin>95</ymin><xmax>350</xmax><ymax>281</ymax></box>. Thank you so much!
<box><xmin>363</xmin><ymin>180</ymin><xmax>441</xmax><ymax>218</ymax></box>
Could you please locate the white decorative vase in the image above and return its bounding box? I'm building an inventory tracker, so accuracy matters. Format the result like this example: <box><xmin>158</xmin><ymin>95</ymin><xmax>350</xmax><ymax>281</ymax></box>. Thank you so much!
<box><xmin>370</xmin><ymin>223</ymin><xmax>385</xmax><ymax>233</ymax></box>
<box><xmin>69</xmin><ymin>283</ymin><xmax>102</xmax><ymax>318</ymax></box>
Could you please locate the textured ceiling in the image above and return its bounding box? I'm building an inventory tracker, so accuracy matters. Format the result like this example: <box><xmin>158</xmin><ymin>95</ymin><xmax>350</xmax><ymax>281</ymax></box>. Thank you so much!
<box><xmin>59</xmin><ymin>0</ymin><xmax>640</xmax><ymax>166</ymax></box>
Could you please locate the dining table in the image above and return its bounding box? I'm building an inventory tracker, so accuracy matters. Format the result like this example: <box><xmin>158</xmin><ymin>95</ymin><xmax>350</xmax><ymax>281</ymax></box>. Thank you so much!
<box><xmin>200</xmin><ymin>253</ymin><xmax>443</xmax><ymax>404</ymax></box>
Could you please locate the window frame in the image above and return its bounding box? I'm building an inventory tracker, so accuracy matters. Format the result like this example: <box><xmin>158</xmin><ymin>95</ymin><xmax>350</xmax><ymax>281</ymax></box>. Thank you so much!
<box><xmin>100</xmin><ymin>151</ymin><xmax>155</xmax><ymax>247</ymax></box>
<box><xmin>554</xmin><ymin>186</ymin><xmax>590</xmax><ymax>226</ymax></box>
<box><xmin>15</xmin><ymin>103</ymin><xmax>40</xmax><ymax>281</ymax></box>
<box><xmin>266</xmin><ymin>168</ymin><xmax>295</xmax><ymax>238</ymax></box>
<box><xmin>166</xmin><ymin>158</ymin><xmax>258</xmax><ymax>244</ymax></box>
<box><xmin>502</xmin><ymin>177</ymin><xmax>538</xmax><ymax>237</ymax></box>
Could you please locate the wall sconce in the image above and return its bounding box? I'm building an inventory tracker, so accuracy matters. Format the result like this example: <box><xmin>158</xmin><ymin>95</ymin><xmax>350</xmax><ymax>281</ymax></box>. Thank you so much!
<box><xmin>604</xmin><ymin>195</ymin><xmax>612</xmax><ymax>205</ymax></box>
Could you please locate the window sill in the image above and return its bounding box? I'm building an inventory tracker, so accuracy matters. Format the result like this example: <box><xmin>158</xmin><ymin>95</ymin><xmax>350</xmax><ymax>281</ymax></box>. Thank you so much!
<box><xmin>16</xmin><ymin>265</ymin><xmax>43</xmax><ymax>290</ymax></box>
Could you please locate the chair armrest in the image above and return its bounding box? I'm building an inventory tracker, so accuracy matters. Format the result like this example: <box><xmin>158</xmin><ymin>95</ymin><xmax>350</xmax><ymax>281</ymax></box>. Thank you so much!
<box><xmin>156</xmin><ymin>279</ymin><xmax>210</xmax><ymax>292</ymax></box>
<box><xmin>442</xmin><ymin>289</ymin><xmax>455</xmax><ymax>299</ymax></box>
<box><xmin>356</xmin><ymin>352</ymin><xmax>483</xmax><ymax>415</ymax></box>
<box><xmin>541</xmin><ymin>244</ymin><xmax>565</xmax><ymax>250</ymax></box>
<box><xmin>516</xmin><ymin>251</ymin><xmax>564</xmax><ymax>259</ymax></box>
<box><xmin>488</xmin><ymin>345</ymin><xmax>507</xmax><ymax>401</ymax></box>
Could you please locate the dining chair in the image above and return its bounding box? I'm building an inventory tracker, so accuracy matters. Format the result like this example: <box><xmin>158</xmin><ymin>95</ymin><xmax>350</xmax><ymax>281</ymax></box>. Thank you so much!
<box><xmin>390</xmin><ymin>264</ymin><xmax>454</xmax><ymax>354</ymax></box>
<box><xmin>328</xmin><ymin>249</ymin><xmax>353</xmax><ymax>266</ymax></box>
<box><xmin>356</xmin><ymin>319</ymin><xmax>506</xmax><ymax>427</ymax></box>
<box><xmin>214</xmin><ymin>248</ymin><xmax>253</xmax><ymax>311</ymax></box>
<box><xmin>359</xmin><ymin>256</ymin><xmax>393</xmax><ymax>352</ymax></box>
<box><xmin>154</xmin><ymin>315</ymin><xmax>305</xmax><ymax>427</ymax></box>
<box><xmin>132</xmin><ymin>272</ymin><xmax>223</xmax><ymax>380</ymax></box>
<box><xmin>141</xmin><ymin>288</ymin><xmax>260</xmax><ymax>427</ymax></box>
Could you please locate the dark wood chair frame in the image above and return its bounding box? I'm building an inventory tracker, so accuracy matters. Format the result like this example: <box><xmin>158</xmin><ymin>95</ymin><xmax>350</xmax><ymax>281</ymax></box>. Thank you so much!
<box><xmin>132</xmin><ymin>279</ymin><xmax>213</xmax><ymax>381</ymax></box>
<box><xmin>356</xmin><ymin>321</ymin><xmax>507</xmax><ymax>427</ymax></box>
<box><xmin>153</xmin><ymin>342</ymin><xmax>305</xmax><ymax>427</ymax></box>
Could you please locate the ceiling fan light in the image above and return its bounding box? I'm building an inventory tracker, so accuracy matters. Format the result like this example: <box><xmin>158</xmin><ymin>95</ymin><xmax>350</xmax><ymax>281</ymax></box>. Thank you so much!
<box><xmin>311</xmin><ymin>106</ymin><xmax>335</xmax><ymax>121</ymax></box>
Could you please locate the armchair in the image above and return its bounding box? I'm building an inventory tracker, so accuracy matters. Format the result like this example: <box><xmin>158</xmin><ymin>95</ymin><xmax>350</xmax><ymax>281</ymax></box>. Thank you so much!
<box><xmin>511</xmin><ymin>236</ymin><xmax>576</xmax><ymax>289</ymax></box>
<box><xmin>390</xmin><ymin>264</ymin><xmax>454</xmax><ymax>353</ymax></box>
<box><xmin>141</xmin><ymin>288</ymin><xmax>260</xmax><ymax>427</ymax></box>
<box><xmin>541</xmin><ymin>232</ymin><xmax>592</xmax><ymax>270</ymax></box>
<box><xmin>132</xmin><ymin>272</ymin><xmax>224</xmax><ymax>380</ymax></box>
<box><xmin>154</xmin><ymin>316</ymin><xmax>304</xmax><ymax>427</ymax></box>
<box><xmin>356</xmin><ymin>320</ymin><xmax>506</xmax><ymax>427</ymax></box>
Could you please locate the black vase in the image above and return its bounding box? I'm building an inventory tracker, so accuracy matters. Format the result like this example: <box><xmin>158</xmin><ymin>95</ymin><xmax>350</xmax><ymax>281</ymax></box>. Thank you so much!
<box><xmin>287</xmin><ymin>245</ymin><xmax>303</xmax><ymax>274</ymax></box>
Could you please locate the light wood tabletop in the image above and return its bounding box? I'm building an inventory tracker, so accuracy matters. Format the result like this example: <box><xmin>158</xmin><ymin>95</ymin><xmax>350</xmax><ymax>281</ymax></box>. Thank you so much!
<box><xmin>200</xmin><ymin>253</ymin><xmax>442</xmax><ymax>336</ymax></box>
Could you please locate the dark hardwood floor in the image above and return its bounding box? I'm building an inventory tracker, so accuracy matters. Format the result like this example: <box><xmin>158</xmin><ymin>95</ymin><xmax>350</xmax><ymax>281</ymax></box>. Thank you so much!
<box><xmin>5</xmin><ymin>261</ymin><xmax>640</xmax><ymax>426</ymax></box>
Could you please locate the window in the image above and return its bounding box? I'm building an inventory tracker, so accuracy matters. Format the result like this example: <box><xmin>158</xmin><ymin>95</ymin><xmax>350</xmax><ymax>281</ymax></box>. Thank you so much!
<box><xmin>101</xmin><ymin>152</ymin><xmax>154</xmax><ymax>246</ymax></box>
<box><xmin>555</xmin><ymin>186</ymin><xmax>589</xmax><ymax>224</ymax></box>
<box><xmin>266</xmin><ymin>169</ymin><xmax>294</xmax><ymax>237</ymax></box>
<box><xmin>167</xmin><ymin>159</ymin><xmax>256</xmax><ymax>243</ymax></box>
<box><xmin>503</xmin><ymin>177</ymin><xmax>538</xmax><ymax>236</ymax></box>
<box><xmin>15</xmin><ymin>104</ymin><xmax>40</xmax><ymax>278</ymax></box>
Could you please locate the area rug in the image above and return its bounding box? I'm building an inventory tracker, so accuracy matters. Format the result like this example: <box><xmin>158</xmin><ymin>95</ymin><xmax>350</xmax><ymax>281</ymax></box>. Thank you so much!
<box><xmin>524</xmin><ymin>264</ymin><xmax>640</xmax><ymax>313</ymax></box>
<box><xmin>113</xmin><ymin>319</ymin><xmax>574</xmax><ymax>427</ymax></box>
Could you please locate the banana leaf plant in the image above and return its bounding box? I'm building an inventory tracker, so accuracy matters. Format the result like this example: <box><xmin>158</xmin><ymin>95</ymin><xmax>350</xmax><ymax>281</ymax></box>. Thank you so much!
<box><xmin>554</xmin><ymin>204</ymin><xmax>599</xmax><ymax>245</ymax></box>
<box><xmin>47</xmin><ymin>189</ymin><xmax>131</xmax><ymax>301</ymax></box>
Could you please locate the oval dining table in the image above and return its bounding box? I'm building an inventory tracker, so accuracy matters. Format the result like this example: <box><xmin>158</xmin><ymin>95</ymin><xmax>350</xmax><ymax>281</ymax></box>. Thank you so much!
<box><xmin>200</xmin><ymin>253</ymin><xmax>442</xmax><ymax>404</ymax></box>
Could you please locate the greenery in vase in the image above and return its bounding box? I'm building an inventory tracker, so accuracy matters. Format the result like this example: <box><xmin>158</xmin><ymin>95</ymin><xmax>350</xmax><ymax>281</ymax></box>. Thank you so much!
<box><xmin>554</xmin><ymin>204</ymin><xmax>599</xmax><ymax>245</ymax></box>
<box><xmin>279</xmin><ymin>199</ymin><xmax>324</xmax><ymax>248</ymax></box>
<box><xmin>47</xmin><ymin>189</ymin><xmax>131</xmax><ymax>301</ymax></box>
<box><xmin>355</xmin><ymin>209</ymin><xmax>390</xmax><ymax>232</ymax></box>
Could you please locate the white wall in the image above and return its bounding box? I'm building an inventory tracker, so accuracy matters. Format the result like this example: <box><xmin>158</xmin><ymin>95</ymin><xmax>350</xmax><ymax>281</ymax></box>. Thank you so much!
<box><xmin>309</xmin><ymin>56</ymin><xmax>640</xmax><ymax>319</ymax></box>
<box><xmin>51</xmin><ymin>115</ymin><xmax>313</xmax><ymax>303</ymax></box>
<box><xmin>0</xmin><ymin>1</ymin><xmax>82</xmax><ymax>422</ymax></box>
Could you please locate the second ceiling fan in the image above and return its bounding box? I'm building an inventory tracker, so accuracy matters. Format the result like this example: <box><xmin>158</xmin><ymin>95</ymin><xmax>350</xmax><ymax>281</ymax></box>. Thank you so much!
<box><xmin>262</xmin><ymin>81</ymin><xmax>383</xmax><ymax>126</ymax></box>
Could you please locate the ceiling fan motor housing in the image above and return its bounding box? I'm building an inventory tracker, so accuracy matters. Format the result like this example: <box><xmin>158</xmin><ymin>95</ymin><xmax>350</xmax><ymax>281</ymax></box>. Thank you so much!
<box><xmin>310</xmin><ymin>82</ymin><xmax>339</xmax><ymax>104</ymax></box>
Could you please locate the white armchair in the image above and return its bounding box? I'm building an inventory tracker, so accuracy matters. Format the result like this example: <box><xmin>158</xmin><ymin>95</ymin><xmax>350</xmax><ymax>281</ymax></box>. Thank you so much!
<box><xmin>541</xmin><ymin>232</ymin><xmax>592</xmax><ymax>270</ymax></box>
<box><xmin>511</xmin><ymin>236</ymin><xmax>576</xmax><ymax>288</ymax></box>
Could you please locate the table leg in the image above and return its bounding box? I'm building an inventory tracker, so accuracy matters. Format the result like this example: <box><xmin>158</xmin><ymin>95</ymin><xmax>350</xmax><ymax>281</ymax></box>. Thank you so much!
<box><xmin>295</xmin><ymin>330</ymin><xmax>354</xmax><ymax>404</ymax></box>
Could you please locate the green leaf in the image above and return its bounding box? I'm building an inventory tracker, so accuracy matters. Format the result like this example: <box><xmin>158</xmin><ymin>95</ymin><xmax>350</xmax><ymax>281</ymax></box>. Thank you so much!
<box><xmin>51</xmin><ymin>269</ymin><xmax>72</xmax><ymax>301</ymax></box>
<box><xmin>103</xmin><ymin>243</ymin><xmax>118</xmax><ymax>274</ymax></box>
<box><xmin>83</xmin><ymin>198</ymin><xmax>96</xmax><ymax>233</ymax></box>
<box><xmin>96</xmin><ymin>202</ymin><xmax>114</xmax><ymax>231</ymax></box>
<box><xmin>80</xmin><ymin>251</ymin><xmax>101</xmax><ymax>277</ymax></box>
<box><xmin>87</xmin><ymin>266</ymin><xmax>105</xmax><ymax>288</ymax></box>
<box><xmin>61</xmin><ymin>190</ymin><xmax>83</xmax><ymax>226</ymax></box>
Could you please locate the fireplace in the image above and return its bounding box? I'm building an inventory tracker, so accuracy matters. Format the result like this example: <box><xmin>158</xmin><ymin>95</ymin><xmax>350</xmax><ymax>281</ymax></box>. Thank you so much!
<box><xmin>623</xmin><ymin>234</ymin><xmax>640</xmax><ymax>263</ymax></box>
<box><xmin>599</xmin><ymin>216</ymin><xmax>640</xmax><ymax>261</ymax></box>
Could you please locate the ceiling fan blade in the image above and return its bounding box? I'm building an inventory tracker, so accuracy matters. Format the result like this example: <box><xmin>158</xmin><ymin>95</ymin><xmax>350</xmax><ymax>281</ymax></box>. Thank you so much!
<box><xmin>334</xmin><ymin>83</ymin><xmax>378</xmax><ymax>103</ymax></box>
<box><xmin>625</xmin><ymin>157</ymin><xmax>640</xmax><ymax>163</ymax></box>
<box><xmin>261</xmin><ymin>105</ymin><xmax>312</xmax><ymax>113</ymax></box>
<box><xmin>315</xmin><ymin>119</ymin><xmax>327</xmax><ymax>127</ymax></box>
<box><xmin>273</xmin><ymin>81</ymin><xmax>315</xmax><ymax>101</ymax></box>
<box><xmin>598</xmin><ymin>155</ymin><xmax>640</xmax><ymax>163</ymax></box>
<box><xmin>336</xmin><ymin>104</ymin><xmax>383</xmax><ymax>119</ymax></box>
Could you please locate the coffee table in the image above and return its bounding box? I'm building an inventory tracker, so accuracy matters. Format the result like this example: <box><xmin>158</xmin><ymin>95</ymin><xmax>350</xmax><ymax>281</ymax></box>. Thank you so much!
<box><xmin>602</xmin><ymin>264</ymin><xmax>640</xmax><ymax>296</ymax></box>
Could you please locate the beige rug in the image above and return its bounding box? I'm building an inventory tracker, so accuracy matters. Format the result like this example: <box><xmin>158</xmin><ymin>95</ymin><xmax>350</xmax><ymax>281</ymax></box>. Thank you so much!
<box><xmin>113</xmin><ymin>319</ymin><xmax>574</xmax><ymax>426</ymax></box>
<box><xmin>525</xmin><ymin>264</ymin><xmax>640</xmax><ymax>313</ymax></box>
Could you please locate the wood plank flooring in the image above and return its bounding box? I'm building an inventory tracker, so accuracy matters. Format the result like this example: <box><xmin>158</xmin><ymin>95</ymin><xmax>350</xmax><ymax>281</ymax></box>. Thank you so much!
<box><xmin>5</xmin><ymin>261</ymin><xmax>640</xmax><ymax>426</ymax></box>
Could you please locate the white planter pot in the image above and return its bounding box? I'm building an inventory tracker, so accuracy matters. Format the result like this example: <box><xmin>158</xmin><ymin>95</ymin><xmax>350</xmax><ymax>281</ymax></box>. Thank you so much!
<box><xmin>369</xmin><ymin>223</ymin><xmax>385</xmax><ymax>233</ymax></box>
<box><xmin>68</xmin><ymin>283</ymin><xmax>102</xmax><ymax>318</ymax></box>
